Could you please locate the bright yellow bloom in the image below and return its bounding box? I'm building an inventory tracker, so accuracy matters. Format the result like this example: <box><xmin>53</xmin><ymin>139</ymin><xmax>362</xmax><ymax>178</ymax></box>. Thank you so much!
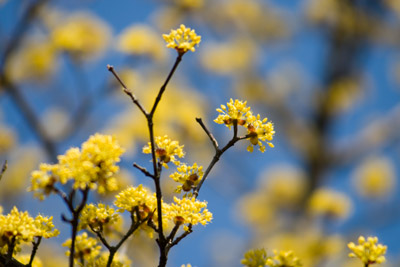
<box><xmin>266</xmin><ymin>250</ymin><xmax>302</xmax><ymax>267</ymax></box>
<box><xmin>215</xmin><ymin>99</ymin><xmax>275</xmax><ymax>152</ymax></box>
<box><xmin>63</xmin><ymin>232</ymin><xmax>102</xmax><ymax>262</ymax></box>
<box><xmin>241</xmin><ymin>248</ymin><xmax>268</xmax><ymax>267</ymax></box>
<box><xmin>142</xmin><ymin>135</ymin><xmax>185</xmax><ymax>168</ymax></box>
<box><xmin>0</xmin><ymin>207</ymin><xmax>59</xmax><ymax>254</ymax></box>
<box><xmin>85</xmin><ymin>251</ymin><xmax>131</xmax><ymax>267</ymax></box>
<box><xmin>348</xmin><ymin>236</ymin><xmax>387</xmax><ymax>265</ymax></box>
<box><xmin>114</xmin><ymin>185</ymin><xmax>169</xmax><ymax>237</ymax></box>
<box><xmin>308</xmin><ymin>188</ymin><xmax>352</xmax><ymax>219</ymax></box>
<box><xmin>118</xmin><ymin>24</ymin><xmax>166</xmax><ymax>60</ymax></box>
<box><xmin>29</xmin><ymin>134</ymin><xmax>124</xmax><ymax>199</ymax></box>
<box><xmin>215</xmin><ymin>99</ymin><xmax>251</xmax><ymax>129</ymax></box>
<box><xmin>79</xmin><ymin>203</ymin><xmax>119</xmax><ymax>231</ymax></box>
<box><xmin>51</xmin><ymin>12</ymin><xmax>110</xmax><ymax>60</ymax></box>
<box><xmin>169</xmin><ymin>163</ymin><xmax>204</xmax><ymax>194</ymax></box>
<box><xmin>166</xmin><ymin>197</ymin><xmax>212</xmax><ymax>231</ymax></box>
<box><xmin>163</xmin><ymin>24</ymin><xmax>201</xmax><ymax>53</ymax></box>
<box><xmin>246</xmin><ymin>113</ymin><xmax>275</xmax><ymax>152</ymax></box>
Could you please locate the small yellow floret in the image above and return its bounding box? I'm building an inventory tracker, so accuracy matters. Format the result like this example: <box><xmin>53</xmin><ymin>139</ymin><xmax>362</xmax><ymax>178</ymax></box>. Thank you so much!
<box><xmin>241</xmin><ymin>248</ymin><xmax>268</xmax><ymax>267</ymax></box>
<box><xmin>266</xmin><ymin>250</ymin><xmax>302</xmax><ymax>267</ymax></box>
<box><xmin>142</xmin><ymin>135</ymin><xmax>185</xmax><ymax>168</ymax></box>
<box><xmin>162</xmin><ymin>24</ymin><xmax>201</xmax><ymax>53</ymax></box>
<box><xmin>170</xmin><ymin>163</ymin><xmax>204</xmax><ymax>194</ymax></box>
<box><xmin>348</xmin><ymin>236</ymin><xmax>387</xmax><ymax>265</ymax></box>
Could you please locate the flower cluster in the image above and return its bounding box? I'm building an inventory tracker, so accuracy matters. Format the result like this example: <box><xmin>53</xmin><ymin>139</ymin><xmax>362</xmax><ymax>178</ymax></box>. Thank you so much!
<box><xmin>308</xmin><ymin>188</ymin><xmax>352</xmax><ymax>219</ymax></box>
<box><xmin>142</xmin><ymin>135</ymin><xmax>185</xmax><ymax>168</ymax></box>
<box><xmin>63</xmin><ymin>232</ymin><xmax>102</xmax><ymax>262</ymax></box>
<box><xmin>241</xmin><ymin>248</ymin><xmax>268</xmax><ymax>267</ymax></box>
<box><xmin>266</xmin><ymin>250</ymin><xmax>302</xmax><ymax>267</ymax></box>
<box><xmin>169</xmin><ymin>163</ymin><xmax>204</xmax><ymax>194</ymax></box>
<box><xmin>163</xmin><ymin>24</ymin><xmax>201</xmax><ymax>53</ymax></box>
<box><xmin>29</xmin><ymin>133</ymin><xmax>124</xmax><ymax>199</ymax></box>
<box><xmin>85</xmin><ymin>252</ymin><xmax>131</xmax><ymax>267</ymax></box>
<box><xmin>166</xmin><ymin>197</ymin><xmax>212</xmax><ymax>231</ymax></box>
<box><xmin>348</xmin><ymin>236</ymin><xmax>387</xmax><ymax>265</ymax></box>
<box><xmin>215</xmin><ymin>99</ymin><xmax>275</xmax><ymax>152</ymax></box>
<box><xmin>0</xmin><ymin>207</ymin><xmax>59</xmax><ymax>254</ymax></box>
<box><xmin>79</xmin><ymin>203</ymin><xmax>119</xmax><ymax>231</ymax></box>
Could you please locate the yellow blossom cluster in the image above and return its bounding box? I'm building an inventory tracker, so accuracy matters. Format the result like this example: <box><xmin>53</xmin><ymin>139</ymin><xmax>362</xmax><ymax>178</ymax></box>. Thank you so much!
<box><xmin>169</xmin><ymin>163</ymin><xmax>204</xmax><ymax>194</ymax></box>
<box><xmin>143</xmin><ymin>135</ymin><xmax>185</xmax><ymax>168</ymax></box>
<box><xmin>15</xmin><ymin>254</ymin><xmax>43</xmax><ymax>267</ymax></box>
<box><xmin>51</xmin><ymin>12</ymin><xmax>111</xmax><ymax>60</ymax></box>
<box><xmin>85</xmin><ymin>252</ymin><xmax>131</xmax><ymax>267</ymax></box>
<box><xmin>163</xmin><ymin>24</ymin><xmax>201</xmax><ymax>53</ymax></box>
<box><xmin>215</xmin><ymin>99</ymin><xmax>275</xmax><ymax>152</ymax></box>
<box><xmin>308</xmin><ymin>188</ymin><xmax>352</xmax><ymax>219</ymax></box>
<box><xmin>241</xmin><ymin>248</ymin><xmax>268</xmax><ymax>267</ymax></box>
<box><xmin>114</xmin><ymin>185</ymin><xmax>156</xmax><ymax>215</ymax></box>
<box><xmin>118</xmin><ymin>24</ymin><xmax>166</xmax><ymax>61</ymax></box>
<box><xmin>348</xmin><ymin>236</ymin><xmax>387</xmax><ymax>265</ymax></box>
<box><xmin>79</xmin><ymin>203</ymin><xmax>119</xmax><ymax>231</ymax></box>
<box><xmin>29</xmin><ymin>134</ymin><xmax>124</xmax><ymax>199</ymax></box>
<box><xmin>266</xmin><ymin>250</ymin><xmax>302</xmax><ymax>267</ymax></box>
<box><xmin>0</xmin><ymin>207</ymin><xmax>59</xmax><ymax>254</ymax></box>
<box><xmin>63</xmin><ymin>232</ymin><xmax>102</xmax><ymax>262</ymax></box>
<box><xmin>166</xmin><ymin>197</ymin><xmax>212</xmax><ymax>231</ymax></box>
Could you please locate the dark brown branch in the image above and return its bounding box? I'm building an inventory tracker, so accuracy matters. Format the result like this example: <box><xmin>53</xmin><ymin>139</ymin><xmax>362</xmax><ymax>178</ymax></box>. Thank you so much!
<box><xmin>29</xmin><ymin>236</ymin><xmax>42</xmax><ymax>266</ymax></box>
<box><xmin>133</xmin><ymin>163</ymin><xmax>154</xmax><ymax>179</ymax></box>
<box><xmin>196</xmin><ymin>118</ymin><xmax>218</xmax><ymax>151</ymax></box>
<box><xmin>107</xmin><ymin>65</ymin><xmax>148</xmax><ymax>116</ymax></box>
<box><xmin>0</xmin><ymin>160</ymin><xmax>7</xmax><ymax>182</ymax></box>
<box><xmin>168</xmin><ymin>225</ymin><xmax>193</xmax><ymax>249</ymax></box>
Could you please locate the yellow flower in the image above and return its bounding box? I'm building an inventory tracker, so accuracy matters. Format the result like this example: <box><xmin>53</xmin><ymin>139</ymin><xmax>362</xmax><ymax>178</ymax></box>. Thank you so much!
<box><xmin>241</xmin><ymin>248</ymin><xmax>268</xmax><ymax>267</ymax></box>
<box><xmin>215</xmin><ymin>99</ymin><xmax>275</xmax><ymax>152</ymax></box>
<box><xmin>79</xmin><ymin>203</ymin><xmax>119</xmax><ymax>231</ymax></box>
<box><xmin>0</xmin><ymin>207</ymin><xmax>59</xmax><ymax>253</ymax></box>
<box><xmin>215</xmin><ymin>99</ymin><xmax>251</xmax><ymax>129</ymax></box>
<box><xmin>308</xmin><ymin>188</ymin><xmax>352</xmax><ymax>219</ymax></box>
<box><xmin>169</xmin><ymin>163</ymin><xmax>204</xmax><ymax>194</ymax></box>
<box><xmin>51</xmin><ymin>12</ymin><xmax>110</xmax><ymax>60</ymax></box>
<box><xmin>353</xmin><ymin>156</ymin><xmax>396</xmax><ymax>198</ymax></box>
<box><xmin>142</xmin><ymin>135</ymin><xmax>185</xmax><ymax>168</ymax></box>
<box><xmin>15</xmin><ymin>254</ymin><xmax>43</xmax><ymax>267</ymax></box>
<box><xmin>63</xmin><ymin>232</ymin><xmax>102</xmax><ymax>261</ymax></box>
<box><xmin>166</xmin><ymin>197</ymin><xmax>212</xmax><ymax>231</ymax></box>
<box><xmin>246</xmin><ymin>113</ymin><xmax>275</xmax><ymax>152</ymax></box>
<box><xmin>348</xmin><ymin>236</ymin><xmax>387</xmax><ymax>265</ymax></box>
<box><xmin>0</xmin><ymin>124</ymin><xmax>16</xmax><ymax>153</ymax></box>
<box><xmin>163</xmin><ymin>24</ymin><xmax>201</xmax><ymax>53</ymax></box>
<box><xmin>29</xmin><ymin>134</ymin><xmax>124</xmax><ymax>199</ymax></box>
<box><xmin>266</xmin><ymin>250</ymin><xmax>302</xmax><ymax>267</ymax></box>
<box><xmin>118</xmin><ymin>24</ymin><xmax>166</xmax><ymax>61</ymax></box>
<box><xmin>6</xmin><ymin>38</ymin><xmax>57</xmax><ymax>82</ymax></box>
<box><xmin>85</xmin><ymin>251</ymin><xmax>131</xmax><ymax>267</ymax></box>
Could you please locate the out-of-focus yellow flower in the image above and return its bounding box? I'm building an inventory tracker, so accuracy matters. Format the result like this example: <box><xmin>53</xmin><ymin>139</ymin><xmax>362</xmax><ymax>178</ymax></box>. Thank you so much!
<box><xmin>260</xmin><ymin>166</ymin><xmax>308</xmax><ymax>208</ymax></box>
<box><xmin>86</xmin><ymin>251</ymin><xmax>131</xmax><ymax>267</ymax></box>
<box><xmin>42</xmin><ymin>107</ymin><xmax>70</xmax><ymax>141</ymax></box>
<box><xmin>241</xmin><ymin>248</ymin><xmax>268</xmax><ymax>267</ymax></box>
<box><xmin>15</xmin><ymin>254</ymin><xmax>43</xmax><ymax>267</ymax></box>
<box><xmin>0</xmin><ymin>206</ymin><xmax>2</xmax><ymax>214</ymax></box>
<box><xmin>6</xmin><ymin>38</ymin><xmax>57</xmax><ymax>83</ymax></box>
<box><xmin>173</xmin><ymin>0</ymin><xmax>204</xmax><ymax>9</ymax></box>
<box><xmin>118</xmin><ymin>24</ymin><xmax>166</xmax><ymax>61</ymax></box>
<box><xmin>170</xmin><ymin>163</ymin><xmax>203</xmax><ymax>194</ymax></box>
<box><xmin>181</xmin><ymin>264</ymin><xmax>193</xmax><ymax>267</ymax></box>
<box><xmin>348</xmin><ymin>236</ymin><xmax>387</xmax><ymax>265</ymax></box>
<box><xmin>200</xmin><ymin>39</ymin><xmax>257</xmax><ymax>74</ymax></box>
<box><xmin>51</xmin><ymin>12</ymin><xmax>111</xmax><ymax>60</ymax></box>
<box><xmin>63</xmin><ymin>232</ymin><xmax>102</xmax><ymax>262</ymax></box>
<box><xmin>29</xmin><ymin>134</ymin><xmax>124</xmax><ymax>199</ymax></box>
<box><xmin>0</xmin><ymin>124</ymin><xmax>16</xmax><ymax>153</ymax></box>
<box><xmin>385</xmin><ymin>0</ymin><xmax>400</xmax><ymax>17</ymax></box>
<box><xmin>325</xmin><ymin>78</ymin><xmax>361</xmax><ymax>114</ymax></box>
<box><xmin>0</xmin><ymin>207</ymin><xmax>59</xmax><ymax>254</ymax></box>
<box><xmin>79</xmin><ymin>203</ymin><xmax>119</xmax><ymax>231</ymax></box>
<box><xmin>163</xmin><ymin>24</ymin><xmax>201</xmax><ymax>53</ymax></box>
<box><xmin>143</xmin><ymin>135</ymin><xmax>185</xmax><ymax>168</ymax></box>
<box><xmin>166</xmin><ymin>197</ymin><xmax>212</xmax><ymax>231</ymax></box>
<box><xmin>353</xmin><ymin>156</ymin><xmax>396</xmax><ymax>198</ymax></box>
<box><xmin>308</xmin><ymin>188</ymin><xmax>352</xmax><ymax>219</ymax></box>
<box><xmin>266</xmin><ymin>250</ymin><xmax>302</xmax><ymax>267</ymax></box>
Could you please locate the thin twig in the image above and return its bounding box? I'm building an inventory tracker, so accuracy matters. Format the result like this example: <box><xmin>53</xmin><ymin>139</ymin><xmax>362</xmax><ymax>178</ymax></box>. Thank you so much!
<box><xmin>0</xmin><ymin>160</ymin><xmax>7</xmax><ymax>182</ymax></box>
<box><xmin>107</xmin><ymin>65</ymin><xmax>148</xmax><ymax>116</ymax></box>
<box><xmin>168</xmin><ymin>225</ymin><xmax>193</xmax><ymax>249</ymax></box>
<box><xmin>196</xmin><ymin>118</ymin><xmax>218</xmax><ymax>151</ymax></box>
<box><xmin>133</xmin><ymin>163</ymin><xmax>154</xmax><ymax>179</ymax></box>
<box><xmin>29</xmin><ymin>236</ymin><xmax>42</xmax><ymax>266</ymax></box>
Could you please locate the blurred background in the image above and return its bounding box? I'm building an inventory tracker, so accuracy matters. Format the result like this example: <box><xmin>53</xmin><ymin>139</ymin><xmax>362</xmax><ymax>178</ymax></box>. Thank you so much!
<box><xmin>1</xmin><ymin>0</ymin><xmax>400</xmax><ymax>266</ymax></box>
